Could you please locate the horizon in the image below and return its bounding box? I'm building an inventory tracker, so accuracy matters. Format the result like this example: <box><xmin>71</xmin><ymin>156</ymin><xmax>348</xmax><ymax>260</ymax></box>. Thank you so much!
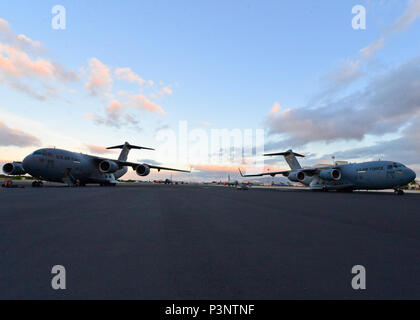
<box><xmin>1</xmin><ymin>0</ymin><xmax>420</xmax><ymax>181</ymax></box>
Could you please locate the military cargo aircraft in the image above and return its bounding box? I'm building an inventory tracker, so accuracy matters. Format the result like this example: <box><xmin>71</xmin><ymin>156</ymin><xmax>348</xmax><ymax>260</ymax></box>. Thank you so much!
<box><xmin>221</xmin><ymin>174</ymin><xmax>239</xmax><ymax>187</ymax></box>
<box><xmin>2</xmin><ymin>142</ymin><xmax>190</xmax><ymax>187</ymax></box>
<box><xmin>239</xmin><ymin>150</ymin><xmax>416</xmax><ymax>195</ymax></box>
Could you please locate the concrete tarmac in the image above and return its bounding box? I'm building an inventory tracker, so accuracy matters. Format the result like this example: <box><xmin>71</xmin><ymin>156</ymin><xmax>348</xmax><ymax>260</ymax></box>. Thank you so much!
<box><xmin>0</xmin><ymin>184</ymin><xmax>419</xmax><ymax>299</ymax></box>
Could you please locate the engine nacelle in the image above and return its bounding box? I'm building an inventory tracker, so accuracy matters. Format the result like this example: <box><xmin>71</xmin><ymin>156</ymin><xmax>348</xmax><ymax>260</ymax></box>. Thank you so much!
<box><xmin>319</xmin><ymin>168</ymin><xmax>341</xmax><ymax>181</ymax></box>
<box><xmin>136</xmin><ymin>164</ymin><xmax>150</xmax><ymax>176</ymax></box>
<box><xmin>288</xmin><ymin>170</ymin><xmax>306</xmax><ymax>182</ymax></box>
<box><xmin>98</xmin><ymin>160</ymin><xmax>119</xmax><ymax>173</ymax></box>
<box><xmin>2</xmin><ymin>162</ymin><xmax>26</xmax><ymax>175</ymax></box>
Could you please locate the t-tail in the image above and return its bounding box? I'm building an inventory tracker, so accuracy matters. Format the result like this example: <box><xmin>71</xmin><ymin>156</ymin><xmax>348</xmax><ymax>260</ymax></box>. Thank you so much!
<box><xmin>107</xmin><ymin>142</ymin><xmax>155</xmax><ymax>161</ymax></box>
<box><xmin>264</xmin><ymin>149</ymin><xmax>304</xmax><ymax>170</ymax></box>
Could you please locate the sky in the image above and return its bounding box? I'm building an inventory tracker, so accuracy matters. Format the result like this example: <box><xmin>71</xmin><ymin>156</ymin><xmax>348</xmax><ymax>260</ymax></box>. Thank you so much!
<box><xmin>0</xmin><ymin>0</ymin><xmax>419</xmax><ymax>181</ymax></box>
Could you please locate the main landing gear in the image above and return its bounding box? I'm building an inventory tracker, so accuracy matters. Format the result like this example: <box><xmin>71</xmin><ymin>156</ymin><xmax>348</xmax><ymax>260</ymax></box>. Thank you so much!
<box><xmin>32</xmin><ymin>181</ymin><xmax>43</xmax><ymax>188</ymax></box>
<box><xmin>394</xmin><ymin>189</ymin><xmax>404</xmax><ymax>195</ymax></box>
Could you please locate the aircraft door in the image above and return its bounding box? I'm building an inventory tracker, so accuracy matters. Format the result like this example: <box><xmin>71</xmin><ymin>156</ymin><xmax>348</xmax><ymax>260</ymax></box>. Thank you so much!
<box><xmin>47</xmin><ymin>159</ymin><xmax>55</xmax><ymax>168</ymax></box>
<box><xmin>72</xmin><ymin>159</ymin><xmax>82</xmax><ymax>178</ymax></box>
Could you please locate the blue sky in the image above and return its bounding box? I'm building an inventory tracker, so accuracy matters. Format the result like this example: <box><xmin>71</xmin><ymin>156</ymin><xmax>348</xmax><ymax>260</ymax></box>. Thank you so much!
<box><xmin>1</xmin><ymin>0</ymin><xmax>419</xmax><ymax>180</ymax></box>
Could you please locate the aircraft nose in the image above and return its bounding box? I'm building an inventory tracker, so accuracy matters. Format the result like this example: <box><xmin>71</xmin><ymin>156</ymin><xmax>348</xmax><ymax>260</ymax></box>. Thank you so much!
<box><xmin>405</xmin><ymin>168</ymin><xmax>416</xmax><ymax>183</ymax></box>
<box><xmin>22</xmin><ymin>155</ymin><xmax>33</xmax><ymax>172</ymax></box>
<box><xmin>409</xmin><ymin>169</ymin><xmax>416</xmax><ymax>182</ymax></box>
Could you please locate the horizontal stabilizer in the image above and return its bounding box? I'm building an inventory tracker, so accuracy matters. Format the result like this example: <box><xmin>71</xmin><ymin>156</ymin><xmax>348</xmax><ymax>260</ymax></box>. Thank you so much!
<box><xmin>264</xmin><ymin>150</ymin><xmax>305</xmax><ymax>157</ymax></box>
<box><xmin>107</xmin><ymin>142</ymin><xmax>154</xmax><ymax>151</ymax></box>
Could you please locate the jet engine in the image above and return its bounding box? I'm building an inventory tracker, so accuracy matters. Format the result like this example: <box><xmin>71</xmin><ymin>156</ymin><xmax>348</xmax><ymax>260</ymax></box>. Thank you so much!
<box><xmin>98</xmin><ymin>160</ymin><xmax>119</xmax><ymax>173</ymax></box>
<box><xmin>136</xmin><ymin>164</ymin><xmax>150</xmax><ymax>176</ymax></box>
<box><xmin>2</xmin><ymin>162</ymin><xmax>26</xmax><ymax>175</ymax></box>
<box><xmin>319</xmin><ymin>168</ymin><xmax>341</xmax><ymax>181</ymax></box>
<box><xmin>288</xmin><ymin>171</ymin><xmax>306</xmax><ymax>182</ymax></box>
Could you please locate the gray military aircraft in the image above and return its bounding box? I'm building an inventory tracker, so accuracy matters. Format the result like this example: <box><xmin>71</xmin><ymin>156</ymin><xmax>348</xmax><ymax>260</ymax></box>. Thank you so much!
<box><xmin>239</xmin><ymin>150</ymin><xmax>416</xmax><ymax>195</ymax></box>
<box><xmin>2</xmin><ymin>142</ymin><xmax>190</xmax><ymax>187</ymax></box>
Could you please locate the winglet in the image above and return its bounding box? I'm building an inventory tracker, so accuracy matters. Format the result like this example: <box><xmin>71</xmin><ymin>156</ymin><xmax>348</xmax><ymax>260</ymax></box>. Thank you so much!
<box><xmin>238</xmin><ymin>168</ymin><xmax>244</xmax><ymax>177</ymax></box>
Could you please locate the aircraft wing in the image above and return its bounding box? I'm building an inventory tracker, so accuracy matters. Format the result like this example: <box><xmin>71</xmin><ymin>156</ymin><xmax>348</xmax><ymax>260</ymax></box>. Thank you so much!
<box><xmin>238</xmin><ymin>167</ymin><xmax>324</xmax><ymax>177</ymax></box>
<box><xmin>114</xmin><ymin>160</ymin><xmax>190</xmax><ymax>173</ymax></box>
<box><xmin>141</xmin><ymin>163</ymin><xmax>190</xmax><ymax>173</ymax></box>
<box><xmin>238</xmin><ymin>168</ymin><xmax>290</xmax><ymax>177</ymax></box>
<box><xmin>92</xmin><ymin>157</ymin><xmax>190</xmax><ymax>173</ymax></box>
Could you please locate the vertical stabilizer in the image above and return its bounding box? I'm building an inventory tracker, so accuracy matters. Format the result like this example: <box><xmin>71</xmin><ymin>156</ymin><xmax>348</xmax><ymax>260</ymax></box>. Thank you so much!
<box><xmin>264</xmin><ymin>149</ymin><xmax>304</xmax><ymax>170</ymax></box>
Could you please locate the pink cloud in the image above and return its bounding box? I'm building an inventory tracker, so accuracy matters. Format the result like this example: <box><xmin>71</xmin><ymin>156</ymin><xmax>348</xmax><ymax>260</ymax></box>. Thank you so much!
<box><xmin>85</xmin><ymin>144</ymin><xmax>117</xmax><ymax>155</ymax></box>
<box><xmin>130</xmin><ymin>94</ymin><xmax>165</xmax><ymax>114</ymax></box>
<box><xmin>85</xmin><ymin>57</ymin><xmax>112</xmax><ymax>96</ymax></box>
<box><xmin>0</xmin><ymin>18</ymin><xmax>10</xmax><ymax>33</ymax></box>
<box><xmin>106</xmin><ymin>100</ymin><xmax>123</xmax><ymax>120</ymax></box>
<box><xmin>0</xmin><ymin>43</ymin><xmax>57</xmax><ymax>78</ymax></box>
<box><xmin>268</xmin><ymin>102</ymin><xmax>281</xmax><ymax>116</ymax></box>
<box><xmin>0</xmin><ymin>121</ymin><xmax>41</xmax><ymax>147</ymax></box>
<box><xmin>16</xmin><ymin>34</ymin><xmax>41</xmax><ymax>49</ymax></box>
<box><xmin>391</xmin><ymin>0</ymin><xmax>420</xmax><ymax>33</ymax></box>
<box><xmin>160</xmin><ymin>86</ymin><xmax>173</xmax><ymax>96</ymax></box>
<box><xmin>114</xmin><ymin>67</ymin><xmax>145</xmax><ymax>86</ymax></box>
<box><xmin>0</xmin><ymin>18</ymin><xmax>77</xmax><ymax>100</ymax></box>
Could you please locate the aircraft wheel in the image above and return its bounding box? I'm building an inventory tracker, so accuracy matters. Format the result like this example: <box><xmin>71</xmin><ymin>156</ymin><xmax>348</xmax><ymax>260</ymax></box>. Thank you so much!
<box><xmin>32</xmin><ymin>181</ymin><xmax>43</xmax><ymax>187</ymax></box>
<box><xmin>394</xmin><ymin>189</ymin><xmax>404</xmax><ymax>195</ymax></box>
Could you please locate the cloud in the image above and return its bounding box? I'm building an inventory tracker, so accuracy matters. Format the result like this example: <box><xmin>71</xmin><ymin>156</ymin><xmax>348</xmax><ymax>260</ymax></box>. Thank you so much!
<box><xmin>191</xmin><ymin>164</ymin><xmax>242</xmax><ymax>180</ymax></box>
<box><xmin>154</xmin><ymin>123</ymin><xmax>170</xmax><ymax>132</ymax></box>
<box><xmin>0</xmin><ymin>17</ymin><xmax>78</xmax><ymax>100</ymax></box>
<box><xmin>129</xmin><ymin>94</ymin><xmax>165</xmax><ymax>114</ymax></box>
<box><xmin>138</xmin><ymin>159</ymin><xmax>162</xmax><ymax>166</ymax></box>
<box><xmin>106</xmin><ymin>100</ymin><xmax>123</xmax><ymax>121</ymax></box>
<box><xmin>316</xmin><ymin>118</ymin><xmax>420</xmax><ymax>175</ymax></box>
<box><xmin>268</xmin><ymin>102</ymin><xmax>281</xmax><ymax>116</ymax></box>
<box><xmin>84</xmin><ymin>100</ymin><xmax>141</xmax><ymax>129</ymax></box>
<box><xmin>390</xmin><ymin>0</ymin><xmax>420</xmax><ymax>33</ymax></box>
<box><xmin>159</xmin><ymin>86</ymin><xmax>173</xmax><ymax>96</ymax></box>
<box><xmin>114</xmin><ymin>67</ymin><xmax>145</xmax><ymax>86</ymax></box>
<box><xmin>267</xmin><ymin>57</ymin><xmax>420</xmax><ymax>145</ymax></box>
<box><xmin>0</xmin><ymin>17</ymin><xmax>44</xmax><ymax>54</ymax></box>
<box><xmin>0</xmin><ymin>120</ymin><xmax>41</xmax><ymax>147</ymax></box>
<box><xmin>313</xmin><ymin>1</ymin><xmax>420</xmax><ymax>103</ymax></box>
<box><xmin>16</xmin><ymin>34</ymin><xmax>41</xmax><ymax>49</ymax></box>
<box><xmin>190</xmin><ymin>163</ymin><xmax>284</xmax><ymax>181</ymax></box>
<box><xmin>360</xmin><ymin>37</ymin><xmax>385</xmax><ymax>60</ymax></box>
<box><xmin>85</xmin><ymin>57</ymin><xmax>112</xmax><ymax>96</ymax></box>
<box><xmin>0</xmin><ymin>18</ymin><xmax>10</xmax><ymax>33</ymax></box>
<box><xmin>85</xmin><ymin>144</ymin><xmax>117</xmax><ymax>155</ymax></box>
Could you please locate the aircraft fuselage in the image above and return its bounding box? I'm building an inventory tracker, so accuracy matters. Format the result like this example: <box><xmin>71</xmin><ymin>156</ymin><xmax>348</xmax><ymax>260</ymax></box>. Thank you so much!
<box><xmin>293</xmin><ymin>160</ymin><xmax>416</xmax><ymax>191</ymax></box>
<box><xmin>21</xmin><ymin>148</ymin><xmax>127</xmax><ymax>184</ymax></box>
